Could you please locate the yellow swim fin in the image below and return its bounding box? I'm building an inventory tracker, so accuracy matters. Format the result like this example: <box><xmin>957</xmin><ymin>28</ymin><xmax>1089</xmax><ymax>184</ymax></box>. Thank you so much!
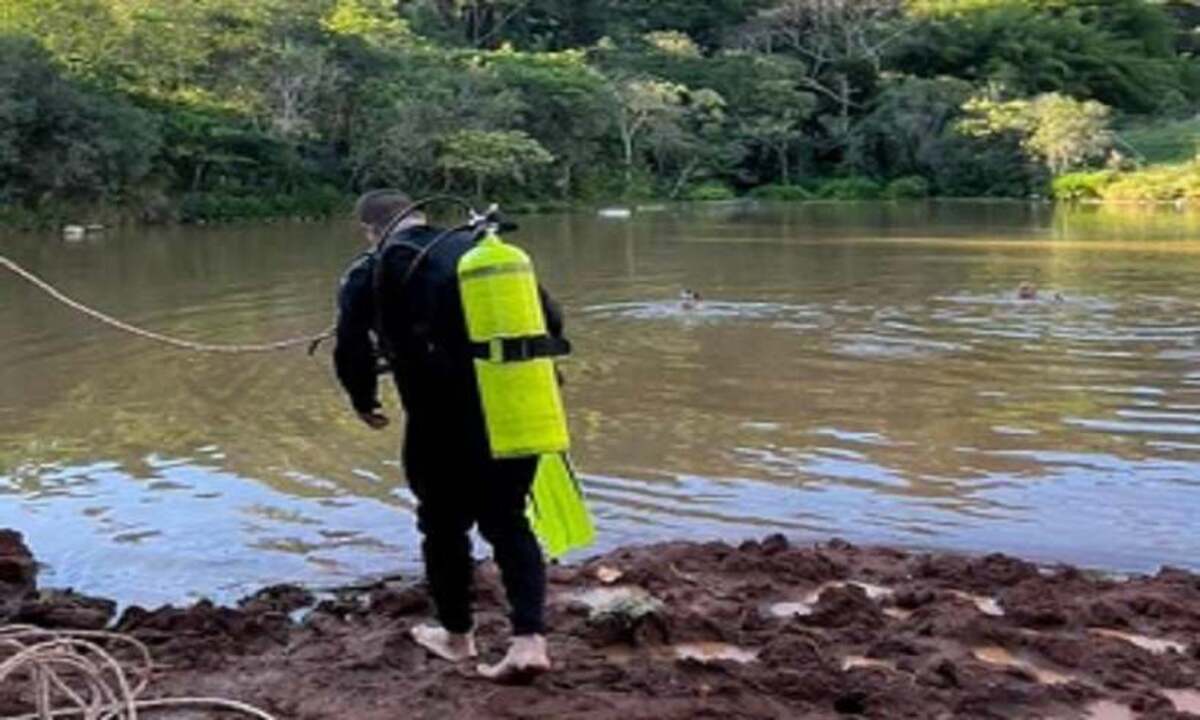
<box><xmin>528</xmin><ymin>453</ymin><xmax>595</xmax><ymax>559</ymax></box>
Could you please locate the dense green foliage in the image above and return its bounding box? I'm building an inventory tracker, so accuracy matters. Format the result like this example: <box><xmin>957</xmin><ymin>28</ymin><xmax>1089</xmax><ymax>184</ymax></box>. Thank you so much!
<box><xmin>1053</xmin><ymin>163</ymin><xmax>1200</xmax><ymax>202</ymax></box>
<box><xmin>0</xmin><ymin>0</ymin><xmax>1197</xmax><ymax>224</ymax></box>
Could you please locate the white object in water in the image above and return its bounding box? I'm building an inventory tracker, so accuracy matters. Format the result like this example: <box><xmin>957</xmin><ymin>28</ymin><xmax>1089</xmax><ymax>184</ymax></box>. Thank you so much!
<box><xmin>62</xmin><ymin>225</ymin><xmax>86</xmax><ymax>241</ymax></box>
<box><xmin>597</xmin><ymin>207</ymin><xmax>632</xmax><ymax>219</ymax></box>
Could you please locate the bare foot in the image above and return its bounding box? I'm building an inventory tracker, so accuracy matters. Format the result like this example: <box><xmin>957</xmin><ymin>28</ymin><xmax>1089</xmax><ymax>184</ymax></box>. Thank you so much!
<box><xmin>410</xmin><ymin>624</ymin><xmax>477</xmax><ymax>662</ymax></box>
<box><xmin>477</xmin><ymin>635</ymin><xmax>551</xmax><ymax>684</ymax></box>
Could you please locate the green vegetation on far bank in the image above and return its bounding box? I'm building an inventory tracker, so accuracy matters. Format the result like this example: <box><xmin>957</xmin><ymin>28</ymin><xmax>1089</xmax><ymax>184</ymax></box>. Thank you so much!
<box><xmin>1</xmin><ymin>0</ymin><xmax>1199</xmax><ymax>228</ymax></box>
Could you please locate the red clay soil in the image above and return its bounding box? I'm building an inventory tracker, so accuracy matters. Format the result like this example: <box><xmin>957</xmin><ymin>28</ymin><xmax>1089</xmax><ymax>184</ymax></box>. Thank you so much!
<box><xmin>2</xmin><ymin>528</ymin><xmax>1199</xmax><ymax>719</ymax></box>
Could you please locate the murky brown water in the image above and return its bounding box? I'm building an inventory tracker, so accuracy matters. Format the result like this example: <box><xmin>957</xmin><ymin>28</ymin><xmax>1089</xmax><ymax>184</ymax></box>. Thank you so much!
<box><xmin>2</xmin><ymin>202</ymin><xmax>1199</xmax><ymax>605</ymax></box>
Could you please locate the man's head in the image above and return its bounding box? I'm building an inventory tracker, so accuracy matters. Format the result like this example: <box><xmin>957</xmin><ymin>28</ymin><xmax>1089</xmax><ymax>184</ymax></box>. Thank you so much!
<box><xmin>354</xmin><ymin>189</ymin><xmax>422</xmax><ymax>245</ymax></box>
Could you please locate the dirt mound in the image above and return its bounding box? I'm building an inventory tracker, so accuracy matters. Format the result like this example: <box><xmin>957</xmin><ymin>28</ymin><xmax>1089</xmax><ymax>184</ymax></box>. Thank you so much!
<box><xmin>3</xmin><ymin>530</ymin><xmax>1199</xmax><ymax>719</ymax></box>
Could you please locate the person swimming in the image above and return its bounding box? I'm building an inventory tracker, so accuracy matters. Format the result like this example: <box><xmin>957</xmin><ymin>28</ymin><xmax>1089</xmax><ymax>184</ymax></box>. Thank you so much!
<box><xmin>1017</xmin><ymin>282</ymin><xmax>1064</xmax><ymax>303</ymax></box>
<box><xmin>680</xmin><ymin>288</ymin><xmax>701</xmax><ymax>310</ymax></box>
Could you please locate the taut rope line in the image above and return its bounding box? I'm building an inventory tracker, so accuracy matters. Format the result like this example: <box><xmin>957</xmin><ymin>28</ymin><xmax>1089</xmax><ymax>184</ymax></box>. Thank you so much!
<box><xmin>1</xmin><ymin>255</ymin><xmax>333</xmax><ymax>354</ymax></box>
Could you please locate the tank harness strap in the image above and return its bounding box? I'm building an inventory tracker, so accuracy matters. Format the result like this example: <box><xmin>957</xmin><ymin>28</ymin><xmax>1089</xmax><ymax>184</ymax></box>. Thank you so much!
<box><xmin>469</xmin><ymin>335</ymin><xmax>572</xmax><ymax>363</ymax></box>
<box><xmin>370</xmin><ymin>237</ymin><xmax>428</xmax><ymax>367</ymax></box>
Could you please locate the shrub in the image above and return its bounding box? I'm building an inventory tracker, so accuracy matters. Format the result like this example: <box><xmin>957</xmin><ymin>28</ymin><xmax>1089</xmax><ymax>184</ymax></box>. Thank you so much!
<box><xmin>1099</xmin><ymin>162</ymin><xmax>1200</xmax><ymax>202</ymax></box>
<box><xmin>179</xmin><ymin>187</ymin><xmax>347</xmax><ymax>223</ymax></box>
<box><xmin>885</xmin><ymin>176</ymin><xmax>932</xmax><ymax>199</ymax></box>
<box><xmin>683</xmin><ymin>181</ymin><xmax>736</xmax><ymax>201</ymax></box>
<box><xmin>1051</xmin><ymin>171</ymin><xmax>1115</xmax><ymax>201</ymax></box>
<box><xmin>815</xmin><ymin>177</ymin><xmax>883</xmax><ymax>200</ymax></box>
<box><xmin>749</xmin><ymin>184</ymin><xmax>812</xmax><ymax>201</ymax></box>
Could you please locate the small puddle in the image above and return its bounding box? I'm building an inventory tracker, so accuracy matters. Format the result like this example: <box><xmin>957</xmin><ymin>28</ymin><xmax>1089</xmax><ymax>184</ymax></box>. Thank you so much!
<box><xmin>1090</xmin><ymin>628</ymin><xmax>1187</xmax><ymax>655</ymax></box>
<box><xmin>674</xmin><ymin>642</ymin><xmax>759</xmax><ymax>665</ymax></box>
<box><xmin>770</xmin><ymin>581</ymin><xmax>896</xmax><ymax>619</ymax></box>
<box><xmin>949</xmin><ymin>590</ymin><xmax>1004</xmax><ymax>617</ymax></box>
<box><xmin>1164</xmin><ymin>689</ymin><xmax>1200</xmax><ymax>714</ymax></box>
<box><xmin>972</xmin><ymin>646</ymin><xmax>1075</xmax><ymax>686</ymax></box>
<box><xmin>842</xmin><ymin>655</ymin><xmax>896</xmax><ymax>672</ymax></box>
<box><xmin>1083</xmin><ymin>700</ymin><xmax>1136</xmax><ymax>720</ymax></box>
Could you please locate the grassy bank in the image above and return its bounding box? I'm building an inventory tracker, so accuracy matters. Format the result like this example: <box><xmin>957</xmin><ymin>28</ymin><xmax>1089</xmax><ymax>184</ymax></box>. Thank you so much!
<box><xmin>1054</xmin><ymin>160</ymin><xmax>1200</xmax><ymax>203</ymax></box>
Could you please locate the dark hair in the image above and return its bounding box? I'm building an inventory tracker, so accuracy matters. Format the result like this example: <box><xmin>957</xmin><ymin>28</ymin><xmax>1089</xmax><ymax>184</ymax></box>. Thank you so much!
<box><xmin>354</xmin><ymin>190</ymin><xmax>412</xmax><ymax>234</ymax></box>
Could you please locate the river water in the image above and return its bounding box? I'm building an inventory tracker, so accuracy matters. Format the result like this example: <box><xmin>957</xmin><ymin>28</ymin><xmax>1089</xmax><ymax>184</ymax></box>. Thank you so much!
<box><xmin>2</xmin><ymin>202</ymin><xmax>1199</xmax><ymax>606</ymax></box>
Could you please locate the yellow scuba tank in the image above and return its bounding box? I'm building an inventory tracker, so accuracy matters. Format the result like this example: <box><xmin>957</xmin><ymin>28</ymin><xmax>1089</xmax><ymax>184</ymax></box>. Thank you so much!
<box><xmin>458</xmin><ymin>229</ymin><xmax>570</xmax><ymax>458</ymax></box>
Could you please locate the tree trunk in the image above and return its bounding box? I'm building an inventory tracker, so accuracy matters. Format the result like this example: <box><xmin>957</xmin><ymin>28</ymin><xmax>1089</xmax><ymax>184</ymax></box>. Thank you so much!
<box><xmin>620</xmin><ymin>124</ymin><xmax>635</xmax><ymax>191</ymax></box>
<box><xmin>559</xmin><ymin>163</ymin><xmax>573</xmax><ymax>200</ymax></box>
<box><xmin>778</xmin><ymin>146</ymin><xmax>790</xmax><ymax>186</ymax></box>
<box><xmin>669</xmin><ymin>159</ymin><xmax>701</xmax><ymax>199</ymax></box>
<box><xmin>839</xmin><ymin>75</ymin><xmax>852</xmax><ymax>140</ymax></box>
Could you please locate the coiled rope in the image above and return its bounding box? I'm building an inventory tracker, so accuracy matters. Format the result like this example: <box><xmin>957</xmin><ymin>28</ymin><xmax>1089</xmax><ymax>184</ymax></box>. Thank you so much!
<box><xmin>1</xmin><ymin>255</ymin><xmax>332</xmax><ymax>354</ymax></box>
<box><xmin>0</xmin><ymin>624</ymin><xmax>277</xmax><ymax>719</ymax></box>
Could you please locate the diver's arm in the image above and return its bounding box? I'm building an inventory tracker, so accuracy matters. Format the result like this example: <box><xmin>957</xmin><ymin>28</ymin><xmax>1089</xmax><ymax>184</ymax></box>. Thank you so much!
<box><xmin>539</xmin><ymin>286</ymin><xmax>565</xmax><ymax>338</ymax></box>
<box><xmin>539</xmin><ymin>285</ymin><xmax>568</xmax><ymax>387</ymax></box>
<box><xmin>334</xmin><ymin>256</ymin><xmax>384</xmax><ymax>425</ymax></box>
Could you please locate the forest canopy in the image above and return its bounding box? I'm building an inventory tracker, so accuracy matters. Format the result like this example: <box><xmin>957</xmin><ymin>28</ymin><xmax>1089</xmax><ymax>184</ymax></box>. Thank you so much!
<box><xmin>1</xmin><ymin>0</ymin><xmax>1198</xmax><ymax>222</ymax></box>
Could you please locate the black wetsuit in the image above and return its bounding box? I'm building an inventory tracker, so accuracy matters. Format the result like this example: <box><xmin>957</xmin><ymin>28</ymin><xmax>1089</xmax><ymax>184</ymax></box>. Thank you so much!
<box><xmin>334</xmin><ymin>225</ymin><xmax>563</xmax><ymax>637</ymax></box>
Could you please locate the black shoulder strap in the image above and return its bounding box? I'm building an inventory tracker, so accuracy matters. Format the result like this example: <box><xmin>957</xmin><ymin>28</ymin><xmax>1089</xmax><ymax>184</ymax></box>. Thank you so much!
<box><xmin>369</xmin><ymin>225</ymin><xmax>480</xmax><ymax>363</ymax></box>
<box><xmin>370</xmin><ymin>236</ymin><xmax>425</xmax><ymax>363</ymax></box>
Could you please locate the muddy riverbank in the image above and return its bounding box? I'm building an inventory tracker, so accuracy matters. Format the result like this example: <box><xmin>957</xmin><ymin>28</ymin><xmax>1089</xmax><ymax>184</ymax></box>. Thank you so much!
<box><xmin>2</xmin><ymin>528</ymin><xmax>1198</xmax><ymax>719</ymax></box>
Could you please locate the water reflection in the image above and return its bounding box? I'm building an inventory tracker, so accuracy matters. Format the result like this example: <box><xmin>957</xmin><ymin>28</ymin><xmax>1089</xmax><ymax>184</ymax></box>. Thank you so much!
<box><xmin>1</xmin><ymin>202</ymin><xmax>1199</xmax><ymax>604</ymax></box>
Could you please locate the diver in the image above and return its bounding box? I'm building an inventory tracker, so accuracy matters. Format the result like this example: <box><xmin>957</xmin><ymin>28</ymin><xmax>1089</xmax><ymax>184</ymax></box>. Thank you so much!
<box><xmin>334</xmin><ymin>189</ymin><xmax>569</xmax><ymax>682</ymax></box>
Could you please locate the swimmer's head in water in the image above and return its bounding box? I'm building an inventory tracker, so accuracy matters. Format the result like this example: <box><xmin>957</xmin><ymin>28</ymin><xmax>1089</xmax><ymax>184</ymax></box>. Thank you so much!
<box><xmin>680</xmin><ymin>288</ymin><xmax>701</xmax><ymax>309</ymax></box>
<box><xmin>1017</xmin><ymin>282</ymin><xmax>1038</xmax><ymax>301</ymax></box>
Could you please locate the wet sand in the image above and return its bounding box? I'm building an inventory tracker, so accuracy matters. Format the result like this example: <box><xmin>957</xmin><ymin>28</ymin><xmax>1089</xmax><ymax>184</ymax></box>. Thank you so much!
<box><xmin>2</xmin><ymin>528</ymin><xmax>1198</xmax><ymax>719</ymax></box>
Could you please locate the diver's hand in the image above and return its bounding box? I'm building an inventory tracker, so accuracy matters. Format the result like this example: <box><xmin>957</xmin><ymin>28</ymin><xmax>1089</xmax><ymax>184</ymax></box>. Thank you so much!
<box><xmin>358</xmin><ymin>411</ymin><xmax>390</xmax><ymax>430</ymax></box>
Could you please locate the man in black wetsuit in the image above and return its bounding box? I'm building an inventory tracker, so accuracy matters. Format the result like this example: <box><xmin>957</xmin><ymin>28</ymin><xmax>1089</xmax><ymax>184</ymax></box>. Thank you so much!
<box><xmin>334</xmin><ymin>189</ymin><xmax>563</xmax><ymax>680</ymax></box>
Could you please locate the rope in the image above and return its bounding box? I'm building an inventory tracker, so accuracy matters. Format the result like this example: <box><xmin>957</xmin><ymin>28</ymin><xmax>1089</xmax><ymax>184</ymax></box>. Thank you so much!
<box><xmin>0</xmin><ymin>624</ymin><xmax>278</xmax><ymax>719</ymax></box>
<box><xmin>1</xmin><ymin>255</ymin><xmax>333</xmax><ymax>354</ymax></box>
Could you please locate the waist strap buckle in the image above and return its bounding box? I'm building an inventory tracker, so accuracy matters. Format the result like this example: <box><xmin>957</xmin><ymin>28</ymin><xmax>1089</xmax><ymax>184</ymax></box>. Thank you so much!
<box><xmin>475</xmin><ymin>336</ymin><xmax>571</xmax><ymax>363</ymax></box>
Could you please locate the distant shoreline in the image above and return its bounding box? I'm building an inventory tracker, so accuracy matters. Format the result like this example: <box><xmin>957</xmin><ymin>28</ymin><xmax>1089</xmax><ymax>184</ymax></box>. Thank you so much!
<box><xmin>7</xmin><ymin>194</ymin><xmax>1200</xmax><ymax>236</ymax></box>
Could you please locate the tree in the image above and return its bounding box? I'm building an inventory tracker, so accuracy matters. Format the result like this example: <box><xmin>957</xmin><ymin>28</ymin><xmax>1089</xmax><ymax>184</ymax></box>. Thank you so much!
<box><xmin>436</xmin><ymin>129</ymin><xmax>553</xmax><ymax>197</ymax></box>
<box><xmin>730</xmin><ymin>55</ymin><xmax>817</xmax><ymax>185</ymax></box>
<box><xmin>0</xmin><ymin>35</ymin><xmax>160</xmax><ymax>206</ymax></box>
<box><xmin>846</xmin><ymin>76</ymin><xmax>972</xmax><ymax>180</ymax></box>
<box><xmin>259</xmin><ymin>41</ymin><xmax>346</xmax><ymax>139</ymax></box>
<box><xmin>485</xmin><ymin>49</ymin><xmax>610</xmax><ymax>197</ymax></box>
<box><xmin>399</xmin><ymin>0</ymin><xmax>532</xmax><ymax>48</ymax></box>
<box><xmin>349</xmin><ymin>50</ymin><xmax>526</xmax><ymax>191</ymax></box>
<box><xmin>733</xmin><ymin>0</ymin><xmax>908</xmax><ymax>143</ymax></box>
<box><xmin>641</xmin><ymin>87</ymin><xmax>742</xmax><ymax>197</ymax></box>
<box><xmin>608</xmin><ymin>77</ymin><xmax>688</xmax><ymax>191</ymax></box>
<box><xmin>894</xmin><ymin>0</ymin><xmax>1199</xmax><ymax>114</ymax></box>
<box><xmin>322</xmin><ymin>0</ymin><xmax>414</xmax><ymax>49</ymax></box>
<box><xmin>959</xmin><ymin>91</ymin><xmax>1114</xmax><ymax>174</ymax></box>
